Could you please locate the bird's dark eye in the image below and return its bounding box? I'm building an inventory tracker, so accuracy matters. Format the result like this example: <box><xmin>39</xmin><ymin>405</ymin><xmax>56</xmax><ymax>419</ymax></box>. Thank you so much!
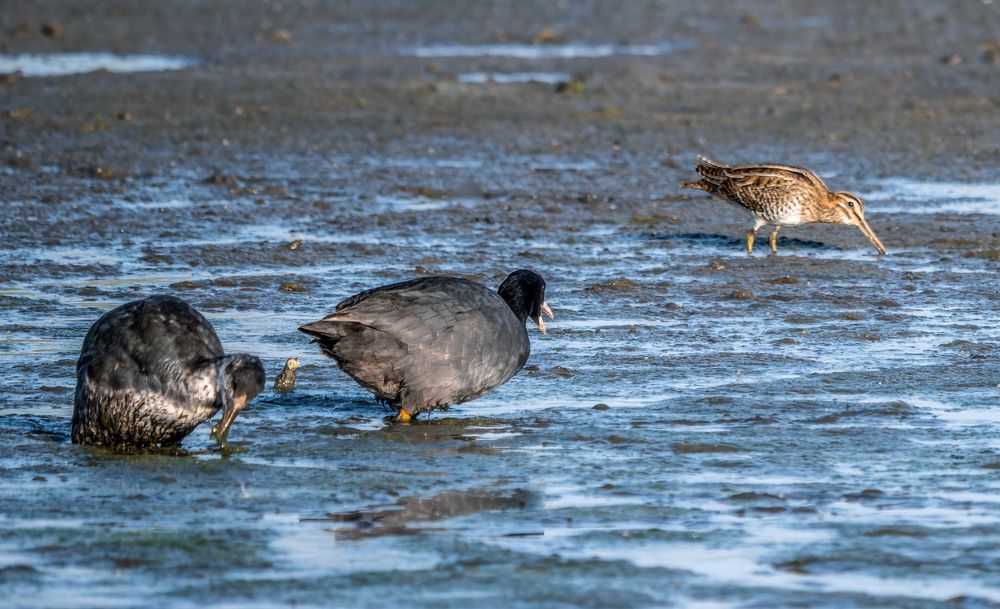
<box><xmin>848</xmin><ymin>201</ymin><xmax>855</xmax><ymax>207</ymax></box>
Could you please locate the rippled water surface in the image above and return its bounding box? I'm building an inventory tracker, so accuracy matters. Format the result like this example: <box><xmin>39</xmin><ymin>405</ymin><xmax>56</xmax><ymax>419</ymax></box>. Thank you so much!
<box><xmin>1</xmin><ymin>149</ymin><xmax>997</xmax><ymax>608</ymax></box>
<box><xmin>1</xmin><ymin>0</ymin><xmax>999</xmax><ymax>605</ymax></box>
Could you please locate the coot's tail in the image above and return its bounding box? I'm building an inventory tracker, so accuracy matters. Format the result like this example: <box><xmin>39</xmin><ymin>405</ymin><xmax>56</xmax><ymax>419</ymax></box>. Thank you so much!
<box><xmin>298</xmin><ymin>321</ymin><xmax>343</xmax><ymax>340</ymax></box>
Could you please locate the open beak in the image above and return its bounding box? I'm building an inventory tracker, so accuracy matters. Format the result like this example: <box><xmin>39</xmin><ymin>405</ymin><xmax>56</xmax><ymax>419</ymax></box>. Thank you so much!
<box><xmin>211</xmin><ymin>395</ymin><xmax>247</xmax><ymax>445</ymax></box>
<box><xmin>856</xmin><ymin>217</ymin><xmax>888</xmax><ymax>255</ymax></box>
<box><xmin>534</xmin><ymin>302</ymin><xmax>555</xmax><ymax>334</ymax></box>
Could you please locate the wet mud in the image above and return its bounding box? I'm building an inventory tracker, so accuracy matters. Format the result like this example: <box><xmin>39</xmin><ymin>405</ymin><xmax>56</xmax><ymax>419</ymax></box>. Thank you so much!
<box><xmin>1</xmin><ymin>1</ymin><xmax>999</xmax><ymax>607</ymax></box>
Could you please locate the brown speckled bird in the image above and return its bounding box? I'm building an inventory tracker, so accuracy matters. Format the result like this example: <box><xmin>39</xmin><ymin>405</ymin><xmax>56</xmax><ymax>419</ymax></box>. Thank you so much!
<box><xmin>683</xmin><ymin>156</ymin><xmax>887</xmax><ymax>256</ymax></box>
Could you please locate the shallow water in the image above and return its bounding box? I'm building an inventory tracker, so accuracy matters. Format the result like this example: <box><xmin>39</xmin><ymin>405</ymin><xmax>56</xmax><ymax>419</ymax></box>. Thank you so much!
<box><xmin>2</xmin><ymin>0</ymin><xmax>1000</xmax><ymax>604</ymax></box>
<box><xmin>1</xmin><ymin>149</ymin><xmax>997</xmax><ymax>608</ymax></box>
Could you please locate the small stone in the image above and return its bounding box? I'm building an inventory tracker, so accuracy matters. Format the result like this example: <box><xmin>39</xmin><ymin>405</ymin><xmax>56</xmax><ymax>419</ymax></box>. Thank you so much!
<box><xmin>554</xmin><ymin>75</ymin><xmax>586</xmax><ymax>95</ymax></box>
<box><xmin>6</xmin><ymin>107</ymin><xmax>30</xmax><ymax>120</ymax></box>
<box><xmin>982</xmin><ymin>41</ymin><xmax>1000</xmax><ymax>64</ymax></box>
<box><xmin>5</xmin><ymin>152</ymin><xmax>32</xmax><ymax>169</ymax></box>
<box><xmin>40</xmin><ymin>22</ymin><xmax>64</xmax><ymax>37</ymax></box>
<box><xmin>10</xmin><ymin>23</ymin><xmax>32</xmax><ymax>38</ymax></box>
<box><xmin>727</xmin><ymin>289</ymin><xmax>754</xmax><ymax>300</ymax></box>
<box><xmin>532</xmin><ymin>27</ymin><xmax>564</xmax><ymax>45</ymax></box>
<box><xmin>279</xmin><ymin>282</ymin><xmax>308</xmax><ymax>293</ymax></box>
<box><xmin>397</xmin><ymin>185</ymin><xmax>445</xmax><ymax>199</ymax></box>
<box><xmin>269</xmin><ymin>29</ymin><xmax>293</xmax><ymax>43</ymax></box>
<box><xmin>550</xmin><ymin>365</ymin><xmax>575</xmax><ymax>378</ymax></box>
<box><xmin>89</xmin><ymin>165</ymin><xmax>114</xmax><ymax>179</ymax></box>
<box><xmin>707</xmin><ymin>259</ymin><xmax>727</xmax><ymax>271</ymax></box>
<box><xmin>592</xmin><ymin>403</ymin><xmax>610</xmax><ymax>411</ymax></box>
<box><xmin>586</xmin><ymin>278</ymin><xmax>640</xmax><ymax>293</ymax></box>
<box><xmin>169</xmin><ymin>281</ymin><xmax>200</xmax><ymax>289</ymax></box>
<box><xmin>287</xmin><ymin>239</ymin><xmax>303</xmax><ymax>250</ymax></box>
<box><xmin>202</xmin><ymin>173</ymin><xmax>239</xmax><ymax>186</ymax></box>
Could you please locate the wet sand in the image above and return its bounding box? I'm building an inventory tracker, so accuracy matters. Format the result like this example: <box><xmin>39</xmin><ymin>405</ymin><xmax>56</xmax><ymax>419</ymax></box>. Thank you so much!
<box><xmin>1</xmin><ymin>1</ymin><xmax>999</xmax><ymax>607</ymax></box>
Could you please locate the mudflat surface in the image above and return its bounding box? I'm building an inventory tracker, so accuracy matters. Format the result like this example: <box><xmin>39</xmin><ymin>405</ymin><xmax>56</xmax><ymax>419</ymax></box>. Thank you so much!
<box><xmin>1</xmin><ymin>1</ymin><xmax>999</xmax><ymax>607</ymax></box>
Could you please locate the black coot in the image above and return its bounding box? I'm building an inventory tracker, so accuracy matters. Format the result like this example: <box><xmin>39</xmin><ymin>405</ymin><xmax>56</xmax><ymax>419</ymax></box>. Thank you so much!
<box><xmin>299</xmin><ymin>269</ymin><xmax>553</xmax><ymax>422</ymax></box>
<box><xmin>72</xmin><ymin>295</ymin><xmax>265</xmax><ymax>449</ymax></box>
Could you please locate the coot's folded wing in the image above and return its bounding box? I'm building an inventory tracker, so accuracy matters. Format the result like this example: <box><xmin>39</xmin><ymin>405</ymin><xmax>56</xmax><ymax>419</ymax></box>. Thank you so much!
<box><xmin>328</xmin><ymin>277</ymin><xmax>488</xmax><ymax>332</ymax></box>
<box><xmin>78</xmin><ymin>295</ymin><xmax>223</xmax><ymax>397</ymax></box>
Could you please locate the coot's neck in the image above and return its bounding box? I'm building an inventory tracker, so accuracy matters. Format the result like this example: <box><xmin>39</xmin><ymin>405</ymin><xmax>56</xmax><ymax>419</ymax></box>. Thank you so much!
<box><xmin>497</xmin><ymin>284</ymin><xmax>530</xmax><ymax>324</ymax></box>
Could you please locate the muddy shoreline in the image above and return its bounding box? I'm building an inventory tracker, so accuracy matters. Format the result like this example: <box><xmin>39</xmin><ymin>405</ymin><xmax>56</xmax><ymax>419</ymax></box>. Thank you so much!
<box><xmin>2</xmin><ymin>1</ymin><xmax>999</xmax><ymax>608</ymax></box>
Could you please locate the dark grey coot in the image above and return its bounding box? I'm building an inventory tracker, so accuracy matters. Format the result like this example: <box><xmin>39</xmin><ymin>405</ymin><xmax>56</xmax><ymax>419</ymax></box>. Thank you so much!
<box><xmin>299</xmin><ymin>269</ymin><xmax>553</xmax><ymax>422</ymax></box>
<box><xmin>72</xmin><ymin>295</ymin><xmax>266</xmax><ymax>449</ymax></box>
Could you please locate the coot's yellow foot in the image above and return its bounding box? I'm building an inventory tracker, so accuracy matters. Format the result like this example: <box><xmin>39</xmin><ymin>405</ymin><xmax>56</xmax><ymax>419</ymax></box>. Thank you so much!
<box><xmin>394</xmin><ymin>408</ymin><xmax>413</xmax><ymax>423</ymax></box>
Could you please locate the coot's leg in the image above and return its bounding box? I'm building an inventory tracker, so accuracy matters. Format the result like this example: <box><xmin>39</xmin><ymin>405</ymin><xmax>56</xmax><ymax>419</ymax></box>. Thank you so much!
<box><xmin>393</xmin><ymin>407</ymin><xmax>413</xmax><ymax>423</ymax></box>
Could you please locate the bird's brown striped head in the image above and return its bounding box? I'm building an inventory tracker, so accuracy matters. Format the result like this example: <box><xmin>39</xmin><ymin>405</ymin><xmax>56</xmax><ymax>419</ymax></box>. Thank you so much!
<box><xmin>830</xmin><ymin>192</ymin><xmax>887</xmax><ymax>255</ymax></box>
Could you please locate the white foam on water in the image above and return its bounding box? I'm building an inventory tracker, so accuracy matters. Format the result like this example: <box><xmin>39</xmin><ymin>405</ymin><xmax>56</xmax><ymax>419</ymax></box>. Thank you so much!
<box><xmin>0</xmin><ymin>53</ymin><xmax>194</xmax><ymax>77</ymax></box>
<box><xmin>0</xmin><ymin>517</ymin><xmax>85</xmax><ymax>530</ymax></box>
<box><xmin>457</xmin><ymin>71</ymin><xmax>571</xmax><ymax>84</ymax></box>
<box><xmin>268</xmin><ymin>520</ymin><xmax>443</xmax><ymax>577</ymax></box>
<box><xmin>402</xmin><ymin>42</ymin><xmax>679</xmax><ymax>59</ymax></box>
<box><xmin>553</xmin><ymin>318</ymin><xmax>681</xmax><ymax>330</ymax></box>
<box><xmin>590</xmin><ymin>543</ymin><xmax>1000</xmax><ymax>603</ymax></box>
<box><xmin>542</xmin><ymin>484</ymin><xmax>647</xmax><ymax>510</ymax></box>
<box><xmin>826</xmin><ymin>500</ymin><xmax>1000</xmax><ymax>528</ymax></box>
<box><xmin>465</xmin><ymin>430</ymin><xmax>522</xmax><ymax>441</ymax></box>
<box><xmin>462</xmin><ymin>392</ymin><xmax>682</xmax><ymax>417</ymax></box>
<box><xmin>374</xmin><ymin>195</ymin><xmax>483</xmax><ymax>211</ymax></box>
<box><xmin>864</xmin><ymin>180</ymin><xmax>1000</xmax><ymax>215</ymax></box>
<box><xmin>874</xmin><ymin>396</ymin><xmax>1000</xmax><ymax>427</ymax></box>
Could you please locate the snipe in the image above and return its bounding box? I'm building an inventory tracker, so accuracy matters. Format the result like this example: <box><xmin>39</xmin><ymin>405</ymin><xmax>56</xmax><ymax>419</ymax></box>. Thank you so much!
<box><xmin>683</xmin><ymin>156</ymin><xmax>887</xmax><ymax>256</ymax></box>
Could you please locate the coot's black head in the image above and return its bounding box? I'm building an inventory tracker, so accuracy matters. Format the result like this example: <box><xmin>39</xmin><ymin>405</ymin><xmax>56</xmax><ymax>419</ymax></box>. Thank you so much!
<box><xmin>212</xmin><ymin>354</ymin><xmax>266</xmax><ymax>444</ymax></box>
<box><xmin>497</xmin><ymin>269</ymin><xmax>554</xmax><ymax>333</ymax></box>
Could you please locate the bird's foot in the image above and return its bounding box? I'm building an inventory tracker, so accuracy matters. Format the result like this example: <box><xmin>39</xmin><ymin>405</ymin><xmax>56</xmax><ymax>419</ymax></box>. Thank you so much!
<box><xmin>746</xmin><ymin>231</ymin><xmax>756</xmax><ymax>256</ymax></box>
<box><xmin>210</xmin><ymin>426</ymin><xmax>232</xmax><ymax>451</ymax></box>
<box><xmin>392</xmin><ymin>408</ymin><xmax>414</xmax><ymax>424</ymax></box>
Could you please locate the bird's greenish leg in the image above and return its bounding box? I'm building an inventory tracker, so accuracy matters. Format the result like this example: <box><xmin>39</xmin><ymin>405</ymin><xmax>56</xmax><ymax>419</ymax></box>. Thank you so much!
<box><xmin>769</xmin><ymin>227</ymin><xmax>781</xmax><ymax>253</ymax></box>
<box><xmin>746</xmin><ymin>219</ymin><xmax>767</xmax><ymax>256</ymax></box>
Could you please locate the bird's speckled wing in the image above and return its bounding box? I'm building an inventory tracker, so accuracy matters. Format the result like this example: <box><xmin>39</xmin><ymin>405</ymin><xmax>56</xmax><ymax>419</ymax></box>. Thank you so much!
<box><xmin>694</xmin><ymin>158</ymin><xmax>828</xmax><ymax>216</ymax></box>
<box><xmin>304</xmin><ymin>277</ymin><xmax>529</xmax><ymax>411</ymax></box>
